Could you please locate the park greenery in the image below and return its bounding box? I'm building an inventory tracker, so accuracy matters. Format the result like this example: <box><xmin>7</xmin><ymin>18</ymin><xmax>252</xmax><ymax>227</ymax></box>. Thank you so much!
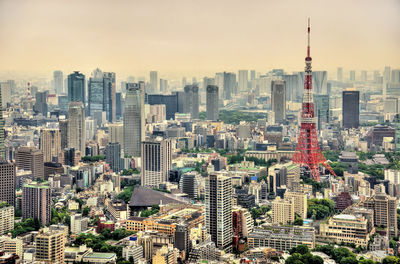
<box><xmin>313</xmin><ymin>244</ymin><xmax>370</xmax><ymax>264</ymax></box>
<box><xmin>294</xmin><ymin>213</ymin><xmax>304</xmax><ymax>226</ymax></box>
<box><xmin>250</xmin><ymin>205</ymin><xmax>271</xmax><ymax>222</ymax></box>
<box><xmin>11</xmin><ymin>218</ymin><xmax>41</xmax><ymax>238</ymax></box>
<box><xmin>51</xmin><ymin>207</ymin><xmax>71</xmax><ymax>226</ymax></box>
<box><xmin>82</xmin><ymin>155</ymin><xmax>106</xmax><ymax>162</ymax></box>
<box><xmin>286</xmin><ymin>244</ymin><xmax>323</xmax><ymax>264</ymax></box>
<box><xmin>199</xmin><ymin>110</ymin><xmax>267</xmax><ymax>124</ymax></box>
<box><xmin>121</xmin><ymin>168</ymin><xmax>140</xmax><ymax>176</ymax></box>
<box><xmin>140</xmin><ymin>205</ymin><xmax>160</xmax><ymax>218</ymax></box>
<box><xmin>300</xmin><ymin>174</ymin><xmax>330</xmax><ymax>194</ymax></box>
<box><xmin>116</xmin><ymin>185</ymin><xmax>134</xmax><ymax>203</ymax></box>
<box><xmin>307</xmin><ymin>198</ymin><xmax>335</xmax><ymax>220</ymax></box>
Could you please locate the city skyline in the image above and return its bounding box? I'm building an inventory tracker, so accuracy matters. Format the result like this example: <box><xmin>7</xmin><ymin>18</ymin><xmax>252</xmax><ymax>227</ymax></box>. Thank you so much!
<box><xmin>0</xmin><ymin>0</ymin><xmax>399</xmax><ymax>79</ymax></box>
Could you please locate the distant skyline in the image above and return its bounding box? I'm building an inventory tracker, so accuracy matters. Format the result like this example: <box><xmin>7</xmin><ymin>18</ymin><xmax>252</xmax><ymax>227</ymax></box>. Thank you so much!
<box><xmin>0</xmin><ymin>0</ymin><xmax>399</xmax><ymax>79</ymax></box>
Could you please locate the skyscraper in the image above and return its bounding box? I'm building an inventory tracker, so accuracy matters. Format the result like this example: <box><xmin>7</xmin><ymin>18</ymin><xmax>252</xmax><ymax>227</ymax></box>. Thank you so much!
<box><xmin>16</xmin><ymin>146</ymin><xmax>44</xmax><ymax>179</ymax></box>
<box><xmin>349</xmin><ymin>70</ymin><xmax>356</xmax><ymax>81</ymax></box>
<box><xmin>314</xmin><ymin>94</ymin><xmax>330</xmax><ymax>130</ymax></box>
<box><xmin>103</xmin><ymin>71</ymin><xmax>116</xmax><ymax>122</ymax></box>
<box><xmin>271</xmin><ymin>80</ymin><xmax>286</xmax><ymax>124</ymax></box>
<box><xmin>124</xmin><ymin>82</ymin><xmax>145</xmax><ymax>157</ymax></box>
<box><xmin>0</xmin><ymin>161</ymin><xmax>16</xmax><ymax>206</ymax></box>
<box><xmin>0</xmin><ymin>85</ymin><xmax>5</xmax><ymax>160</ymax></box>
<box><xmin>150</xmin><ymin>71</ymin><xmax>158</xmax><ymax>92</ymax></box>
<box><xmin>68</xmin><ymin>71</ymin><xmax>85</xmax><ymax>104</ymax></box>
<box><xmin>238</xmin><ymin>70</ymin><xmax>248</xmax><ymax>93</ymax></box>
<box><xmin>22</xmin><ymin>181</ymin><xmax>51</xmax><ymax>226</ymax></box>
<box><xmin>116</xmin><ymin>92</ymin><xmax>123</xmax><ymax>119</ymax></box>
<box><xmin>59</xmin><ymin>120</ymin><xmax>68</xmax><ymax>149</ymax></box>
<box><xmin>106</xmin><ymin>142</ymin><xmax>122</xmax><ymax>173</ymax></box>
<box><xmin>40</xmin><ymin>129</ymin><xmax>61</xmax><ymax>163</ymax></box>
<box><xmin>342</xmin><ymin>90</ymin><xmax>360</xmax><ymax>129</ymax></box>
<box><xmin>53</xmin><ymin>71</ymin><xmax>64</xmax><ymax>94</ymax></box>
<box><xmin>223</xmin><ymin>72</ymin><xmax>236</xmax><ymax>100</ymax></box>
<box><xmin>337</xmin><ymin>67</ymin><xmax>343</xmax><ymax>81</ymax></box>
<box><xmin>160</xmin><ymin>79</ymin><xmax>168</xmax><ymax>92</ymax></box>
<box><xmin>141</xmin><ymin>138</ymin><xmax>172</xmax><ymax>187</ymax></box>
<box><xmin>313</xmin><ymin>71</ymin><xmax>327</xmax><ymax>94</ymax></box>
<box><xmin>34</xmin><ymin>91</ymin><xmax>49</xmax><ymax>116</ymax></box>
<box><xmin>183</xmin><ymin>85</ymin><xmax>199</xmax><ymax>119</ymax></box>
<box><xmin>282</xmin><ymin>74</ymin><xmax>299</xmax><ymax>101</ymax></box>
<box><xmin>88</xmin><ymin>68</ymin><xmax>104</xmax><ymax>117</ymax></box>
<box><xmin>361</xmin><ymin>70</ymin><xmax>368</xmax><ymax>82</ymax></box>
<box><xmin>206</xmin><ymin>85</ymin><xmax>219</xmax><ymax>121</ymax></box>
<box><xmin>68</xmin><ymin>102</ymin><xmax>86</xmax><ymax>153</ymax></box>
<box><xmin>250</xmin><ymin>70</ymin><xmax>256</xmax><ymax>81</ymax></box>
<box><xmin>205</xmin><ymin>173</ymin><xmax>232</xmax><ymax>252</ymax></box>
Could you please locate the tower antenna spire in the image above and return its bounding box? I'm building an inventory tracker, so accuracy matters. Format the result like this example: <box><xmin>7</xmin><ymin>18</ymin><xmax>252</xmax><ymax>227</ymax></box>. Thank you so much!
<box><xmin>307</xmin><ymin>18</ymin><xmax>311</xmax><ymax>57</ymax></box>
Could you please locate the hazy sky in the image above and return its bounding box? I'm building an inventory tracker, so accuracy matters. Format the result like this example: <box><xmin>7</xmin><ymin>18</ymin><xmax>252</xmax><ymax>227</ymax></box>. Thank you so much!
<box><xmin>0</xmin><ymin>0</ymin><xmax>399</xmax><ymax>79</ymax></box>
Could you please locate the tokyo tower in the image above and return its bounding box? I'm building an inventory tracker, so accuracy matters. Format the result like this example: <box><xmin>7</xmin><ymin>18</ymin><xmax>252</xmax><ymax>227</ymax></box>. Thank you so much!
<box><xmin>292</xmin><ymin>19</ymin><xmax>336</xmax><ymax>181</ymax></box>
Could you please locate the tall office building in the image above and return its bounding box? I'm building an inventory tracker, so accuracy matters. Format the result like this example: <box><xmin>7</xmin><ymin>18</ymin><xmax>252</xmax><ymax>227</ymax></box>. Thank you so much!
<box><xmin>361</xmin><ymin>70</ymin><xmax>368</xmax><ymax>82</ymax></box>
<box><xmin>35</xmin><ymin>229</ymin><xmax>65</xmax><ymax>263</ymax></box>
<box><xmin>205</xmin><ymin>173</ymin><xmax>232</xmax><ymax>252</ymax></box>
<box><xmin>68</xmin><ymin>102</ymin><xmax>86</xmax><ymax>153</ymax></box>
<box><xmin>34</xmin><ymin>91</ymin><xmax>48</xmax><ymax>116</ymax></box>
<box><xmin>384</xmin><ymin>66</ymin><xmax>391</xmax><ymax>83</ymax></box>
<box><xmin>141</xmin><ymin>138</ymin><xmax>172</xmax><ymax>188</ymax></box>
<box><xmin>124</xmin><ymin>83</ymin><xmax>145</xmax><ymax>157</ymax></box>
<box><xmin>147</xmin><ymin>93</ymin><xmax>182</xmax><ymax>120</ymax></box>
<box><xmin>40</xmin><ymin>129</ymin><xmax>61</xmax><ymax>163</ymax></box>
<box><xmin>282</xmin><ymin>74</ymin><xmax>299</xmax><ymax>101</ymax></box>
<box><xmin>68</xmin><ymin>71</ymin><xmax>85</xmax><ymax>104</ymax></box>
<box><xmin>223</xmin><ymin>72</ymin><xmax>236</xmax><ymax>100</ymax></box>
<box><xmin>22</xmin><ymin>181</ymin><xmax>51</xmax><ymax>226</ymax></box>
<box><xmin>183</xmin><ymin>85</ymin><xmax>199</xmax><ymax>119</ymax></box>
<box><xmin>88</xmin><ymin>68</ymin><xmax>104</xmax><ymax>117</ymax></box>
<box><xmin>106</xmin><ymin>142</ymin><xmax>122</xmax><ymax>173</ymax></box>
<box><xmin>0</xmin><ymin>85</ymin><xmax>5</xmax><ymax>160</ymax></box>
<box><xmin>313</xmin><ymin>71</ymin><xmax>327</xmax><ymax>94</ymax></box>
<box><xmin>116</xmin><ymin>92</ymin><xmax>123</xmax><ymax>119</ymax></box>
<box><xmin>238</xmin><ymin>70</ymin><xmax>248</xmax><ymax>93</ymax></box>
<box><xmin>250</xmin><ymin>70</ymin><xmax>256</xmax><ymax>81</ymax></box>
<box><xmin>337</xmin><ymin>67</ymin><xmax>343</xmax><ymax>81</ymax></box>
<box><xmin>349</xmin><ymin>70</ymin><xmax>356</xmax><ymax>81</ymax></box>
<box><xmin>0</xmin><ymin>162</ymin><xmax>16</xmax><ymax>206</ymax></box>
<box><xmin>206</xmin><ymin>85</ymin><xmax>219</xmax><ymax>121</ymax></box>
<box><xmin>271</xmin><ymin>80</ymin><xmax>286</xmax><ymax>124</ymax></box>
<box><xmin>150</xmin><ymin>71</ymin><xmax>159</xmax><ymax>92</ymax></box>
<box><xmin>53</xmin><ymin>71</ymin><xmax>64</xmax><ymax>94</ymax></box>
<box><xmin>160</xmin><ymin>79</ymin><xmax>168</xmax><ymax>92</ymax></box>
<box><xmin>109</xmin><ymin>122</ymin><xmax>124</xmax><ymax>146</ymax></box>
<box><xmin>59</xmin><ymin>120</ymin><xmax>68</xmax><ymax>149</ymax></box>
<box><xmin>342</xmin><ymin>91</ymin><xmax>359</xmax><ymax>129</ymax></box>
<box><xmin>314</xmin><ymin>94</ymin><xmax>330</xmax><ymax>130</ymax></box>
<box><xmin>104</xmin><ymin>72</ymin><xmax>116</xmax><ymax>122</ymax></box>
<box><xmin>16</xmin><ymin>146</ymin><xmax>44</xmax><ymax>179</ymax></box>
<box><xmin>392</xmin><ymin>70</ymin><xmax>400</xmax><ymax>84</ymax></box>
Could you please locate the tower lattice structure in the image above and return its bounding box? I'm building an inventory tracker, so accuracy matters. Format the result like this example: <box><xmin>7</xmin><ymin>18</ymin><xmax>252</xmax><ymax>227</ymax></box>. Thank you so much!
<box><xmin>292</xmin><ymin>19</ymin><xmax>336</xmax><ymax>181</ymax></box>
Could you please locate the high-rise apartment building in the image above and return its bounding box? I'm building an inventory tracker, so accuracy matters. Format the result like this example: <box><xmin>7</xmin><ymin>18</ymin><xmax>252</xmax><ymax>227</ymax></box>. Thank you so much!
<box><xmin>238</xmin><ymin>70</ymin><xmax>248</xmax><ymax>93</ymax></box>
<box><xmin>342</xmin><ymin>90</ymin><xmax>359</xmax><ymax>129</ymax></box>
<box><xmin>183</xmin><ymin>85</ymin><xmax>199</xmax><ymax>119</ymax></box>
<box><xmin>141</xmin><ymin>138</ymin><xmax>172</xmax><ymax>188</ymax></box>
<box><xmin>271</xmin><ymin>196</ymin><xmax>294</xmax><ymax>225</ymax></box>
<box><xmin>205</xmin><ymin>173</ymin><xmax>232</xmax><ymax>252</ymax></box>
<box><xmin>53</xmin><ymin>70</ymin><xmax>64</xmax><ymax>94</ymax></box>
<box><xmin>284</xmin><ymin>191</ymin><xmax>308</xmax><ymax>219</ymax></box>
<box><xmin>337</xmin><ymin>67</ymin><xmax>343</xmax><ymax>81</ymax></box>
<box><xmin>0</xmin><ymin>204</ymin><xmax>14</xmax><ymax>235</ymax></box>
<box><xmin>150</xmin><ymin>71</ymin><xmax>159</xmax><ymax>92</ymax></box>
<box><xmin>123</xmin><ymin>82</ymin><xmax>145</xmax><ymax>157</ymax></box>
<box><xmin>271</xmin><ymin>80</ymin><xmax>286</xmax><ymax>124</ymax></box>
<box><xmin>314</xmin><ymin>94</ymin><xmax>330</xmax><ymax>130</ymax></box>
<box><xmin>22</xmin><ymin>181</ymin><xmax>51</xmax><ymax>226</ymax></box>
<box><xmin>0</xmin><ymin>162</ymin><xmax>15</xmax><ymax>206</ymax></box>
<box><xmin>40</xmin><ymin>129</ymin><xmax>61</xmax><ymax>163</ymax></box>
<box><xmin>106</xmin><ymin>142</ymin><xmax>122</xmax><ymax>173</ymax></box>
<box><xmin>16</xmin><ymin>146</ymin><xmax>44</xmax><ymax>179</ymax></box>
<box><xmin>35</xmin><ymin>229</ymin><xmax>65</xmax><ymax>263</ymax></box>
<box><xmin>68</xmin><ymin>102</ymin><xmax>85</xmax><ymax>153</ymax></box>
<box><xmin>68</xmin><ymin>71</ymin><xmax>85</xmax><ymax>104</ymax></box>
<box><xmin>206</xmin><ymin>85</ymin><xmax>219</xmax><ymax>121</ymax></box>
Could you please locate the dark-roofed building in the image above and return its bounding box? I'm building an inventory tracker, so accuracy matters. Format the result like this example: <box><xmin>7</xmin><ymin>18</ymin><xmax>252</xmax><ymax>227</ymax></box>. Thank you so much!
<box><xmin>129</xmin><ymin>186</ymin><xmax>189</xmax><ymax>213</ymax></box>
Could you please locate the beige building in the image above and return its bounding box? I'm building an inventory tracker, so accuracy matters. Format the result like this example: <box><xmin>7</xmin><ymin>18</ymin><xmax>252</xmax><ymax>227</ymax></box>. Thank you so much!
<box><xmin>0</xmin><ymin>205</ymin><xmax>13</xmax><ymax>235</ymax></box>
<box><xmin>319</xmin><ymin>214</ymin><xmax>374</xmax><ymax>247</ymax></box>
<box><xmin>152</xmin><ymin>244</ymin><xmax>178</xmax><ymax>264</ymax></box>
<box><xmin>68</xmin><ymin>101</ymin><xmax>86</xmax><ymax>153</ymax></box>
<box><xmin>284</xmin><ymin>191</ymin><xmax>308</xmax><ymax>219</ymax></box>
<box><xmin>108</xmin><ymin>122</ymin><xmax>124</xmax><ymax>146</ymax></box>
<box><xmin>16</xmin><ymin>146</ymin><xmax>44</xmax><ymax>179</ymax></box>
<box><xmin>0</xmin><ymin>235</ymin><xmax>23</xmax><ymax>257</ymax></box>
<box><xmin>35</xmin><ymin>229</ymin><xmax>65</xmax><ymax>263</ymax></box>
<box><xmin>40</xmin><ymin>129</ymin><xmax>61</xmax><ymax>162</ymax></box>
<box><xmin>271</xmin><ymin>196</ymin><xmax>294</xmax><ymax>225</ymax></box>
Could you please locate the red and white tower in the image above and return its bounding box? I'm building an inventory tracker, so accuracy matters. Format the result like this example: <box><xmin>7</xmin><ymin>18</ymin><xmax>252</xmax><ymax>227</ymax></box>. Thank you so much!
<box><xmin>292</xmin><ymin>19</ymin><xmax>336</xmax><ymax>181</ymax></box>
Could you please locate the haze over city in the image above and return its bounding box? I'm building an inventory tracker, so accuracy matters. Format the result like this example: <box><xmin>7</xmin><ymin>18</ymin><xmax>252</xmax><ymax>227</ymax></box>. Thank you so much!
<box><xmin>0</xmin><ymin>0</ymin><xmax>399</xmax><ymax>78</ymax></box>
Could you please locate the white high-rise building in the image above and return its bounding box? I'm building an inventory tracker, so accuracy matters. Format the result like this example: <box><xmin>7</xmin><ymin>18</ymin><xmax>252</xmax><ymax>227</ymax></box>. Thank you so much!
<box><xmin>141</xmin><ymin>138</ymin><xmax>172</xmax><ymax>187</ymax></box>
<box><xmin>205</xmin><ymin>173</ymin><xmax>232</xmax><ymax>252</ymax></box>
<box><xmin>313</xmin><ymin>71</ymin><xmax>327</xmax><ymax>94</ymax></box>
<box><xmin>53</xmin><ymin>70</ymin><xmax>64</xmax><ymax>94</ymax></box>
<box><xmin>238</xmin><ymin>70</ymin><xmax>248</xmax><ymax>93</ymax></box>
<box><xmin>150</xmin><ymin>71</ymin><xmax>158</xmax><ymax>92</ymax></box>
<box><xmin>123</xmin><ymin>83</ymin><xmax>144</xmax><ymax>158</ymax></box>
<box><xmin>68</xmin><ymin>102</ymin><xmax>86</xmax><ymax>153</ymax></box>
